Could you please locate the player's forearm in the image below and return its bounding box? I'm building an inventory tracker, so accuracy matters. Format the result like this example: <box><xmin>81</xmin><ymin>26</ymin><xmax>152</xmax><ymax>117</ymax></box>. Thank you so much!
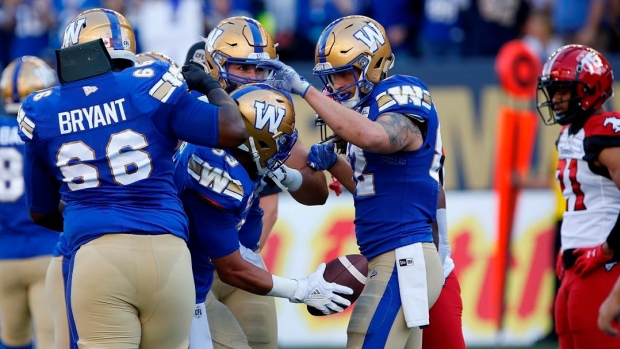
<box><xmin>258</xmin><ymin>194</ymin><xmax>278</xmax><ymax>251</ymax></box>
<box><xmin>328</xmin><ymin>156</ymin><xmax>356</xmax><ymax>193</ymax></box>
<box><xmin>305</xmin><ymin>87</ymin><xmax>385</xmax><ymax>150</ymax></box>
<box><xmin>217</xmin><ymin>261</ymin><xmax>275</xmax><ymax>295</ymax></box>
<box><xmin>289</xmin><ymin>167</ymin><xmax>328</xmax><ymax>205</ymax></box>
<box><xmin>209</xmin><ymin>88</ymin><xmax>247</xmax><ymax>148</ymax></box>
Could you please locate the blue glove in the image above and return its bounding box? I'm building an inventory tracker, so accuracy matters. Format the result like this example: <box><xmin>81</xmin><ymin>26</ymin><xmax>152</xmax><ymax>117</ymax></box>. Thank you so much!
<box><xmin>260</xmin><ymin>59</ymin><xmax>311</xmax><ymax>97</ymax></box>
<box><xmin>308</xmin><ymin>142</ymin><xmax>338</xmax><ymax>170</ymax></box>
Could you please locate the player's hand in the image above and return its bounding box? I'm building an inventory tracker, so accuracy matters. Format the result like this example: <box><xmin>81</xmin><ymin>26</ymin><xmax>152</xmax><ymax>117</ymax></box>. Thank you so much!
<box><xmin>291</xmin><ymin>263</ymin><xmax>353</xmax><ymax>315</ymax></box>
<box><xmin>308</xmin><ymin>142</ymin><xmax>338</xmax><ymax>171</ymax></box>
<box><xmin>556</xmin><ymin>250</ymin><xmax>564</xmax><ymax>280</ymax></box>
<box><xmin>181</xmin><ymin>64</ymin><xmax>221</xmax><ymax>95</ymax></box>
<box><xmin>598</xmin><ymin>282</ymin><xmax>620</xmax><ymax>337</ymax></box>
<box><xmin>572</xmin><ymin>244</ymin><xmax>613</xmax><ymax>277</ymax></box>
<box><xmin>260</xmin><ymin>59</ymin><xmax>311</xmax><ymax>97</ymax></box>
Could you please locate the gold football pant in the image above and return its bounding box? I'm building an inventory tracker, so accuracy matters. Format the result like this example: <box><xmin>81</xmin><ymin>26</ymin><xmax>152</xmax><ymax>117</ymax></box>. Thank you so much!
<box><xmin>0</xmin><ymin>256</ymin><xmax>54</xmax><ymax>349</ymax></box>
<box><xmin>45</xmin><ymin>255</ymin><xmax>71</xmax><ymax>349</ymax></box>
<box><xmin>208</xmin><ymin>257</ymin><xmax>277</xmax><ymax>349</ymax></box>
<box><xmin>347</xmin><ymin>243</ymin><xmax>443</xmax><ymax>349</ymax></box>
<box><xmin>68</xmin><ymin>234</ymin><xmax>195</xmax><ymax>349</ymax></box>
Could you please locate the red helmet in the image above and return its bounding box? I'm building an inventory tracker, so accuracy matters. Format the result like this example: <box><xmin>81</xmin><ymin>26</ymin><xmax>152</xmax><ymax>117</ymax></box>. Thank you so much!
<box><xmin>537</xmin><ymin>44</ymin><xmax>614</xmax><ymax>125</ymax></box>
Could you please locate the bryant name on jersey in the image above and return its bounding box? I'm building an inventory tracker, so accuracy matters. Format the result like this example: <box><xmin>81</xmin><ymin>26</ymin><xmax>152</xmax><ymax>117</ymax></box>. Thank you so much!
<box><xmin>58</xmin><ymin>98</ymin><xmax>127</xmax><ymax>134</ymax></box>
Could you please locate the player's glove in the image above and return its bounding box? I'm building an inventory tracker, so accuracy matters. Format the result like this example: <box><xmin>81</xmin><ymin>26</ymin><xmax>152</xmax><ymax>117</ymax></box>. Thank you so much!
<box><xmin>260</xmin><ymin>59</ymin><xmax>311</xmax><ymax>97</ymax></box>
<box><xmin>572</xmin><ymin>244</ymin><xmax>613</xmax><ymax>277</ymax></box>
<box><xmin>181</xmin><ymin>64</ymin><xmax>221</xmax><ymax>95</ymax></box>
<box><xmin>291</xmin><ymin>263</ymin><xmax>353</xmax><ymax>315</ymax></box>
<box><xmin>556</xmin><ymin>250</ymin><xmax>564</xmax><ymax>280</ymax></box>
<box><xmin>266</xmin><ymin>165</ymin><xmax>303</xmax><ymax>192</ymax></box>
<box><xmin>308</xmin><ymin>142</ymin><xmax>338</xmax><ymax>171</ymax></box>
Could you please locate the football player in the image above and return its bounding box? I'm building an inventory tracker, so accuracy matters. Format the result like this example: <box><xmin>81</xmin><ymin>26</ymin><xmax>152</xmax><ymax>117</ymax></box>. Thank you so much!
<box><xmin>18</xmin><ymin>8</ymin><xmax>246</xmax><ymax>348</ymax></box>
<box><xmin>537</xmin><ymin>44</ymin><xmax>620</xmax><ymax>348</ymax></box>
<box><xmin>260</xmin><ymin>15</ymin><xmax>445</xmax><ymax>349</ymax></box>
<box><xmin>0</xmin><ymin>56</ymin><xmax>58</xmax><ymax>349</ymax></box>
<box><xmin>309</xmin><ymin>137</ymin><xmax>466</xmax><ymax>349</ymax></box>
<box><xmin>186</xmin><ymin>16</ymin><xmax>329</xmax><ymax>349</ymax></box>
<box><xmin>173</xmin><ymin>83</ymin><xmax>352</xmax><ymax>349</ymax></box>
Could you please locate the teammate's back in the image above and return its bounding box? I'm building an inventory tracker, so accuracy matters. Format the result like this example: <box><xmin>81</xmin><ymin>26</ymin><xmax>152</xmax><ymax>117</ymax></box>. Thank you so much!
<box><xmin>20</xmin><ymin>8</ymin><xmax>246</xmax><ymax>348</ymax></box>
<box><xmin>20</xmin><ymin>59</ymin><xmax>202</xmax><ymax>249</ymax></box>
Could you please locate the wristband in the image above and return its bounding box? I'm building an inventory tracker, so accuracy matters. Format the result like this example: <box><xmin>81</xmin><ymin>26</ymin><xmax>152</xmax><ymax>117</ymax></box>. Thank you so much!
<box><xmin>281</xmin><ymin>166</ymin><xmax>303</xmax><ymax>192</ymax></box>
<box><xmin>266</xmin><ymin>275</ymin><xmax>298</xmax><ymax>300</ymax></box>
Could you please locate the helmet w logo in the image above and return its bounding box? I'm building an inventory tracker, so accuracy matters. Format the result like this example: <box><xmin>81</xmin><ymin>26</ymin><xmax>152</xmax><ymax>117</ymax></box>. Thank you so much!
<box><xmin>62</xmin><ymin>18</ymin><xmax>87</xmax><ymax>48</ymax></box>
<box><xmin>254</xmin><ymin>101</ymin><xmax>285</xmax><ymax>134</ymax></box>
<box><xmin>353</xmin><ymin>23</ymin><xmax>385</xmax><ymax>53</ymax></box>
<box><xmin>205</xmin><ymin>28</ymin><xmax>224</xmax><ymax>52</ymax></box>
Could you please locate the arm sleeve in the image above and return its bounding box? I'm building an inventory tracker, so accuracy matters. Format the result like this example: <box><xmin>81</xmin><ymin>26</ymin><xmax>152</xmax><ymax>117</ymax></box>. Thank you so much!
<box><xmin>23</xmin><ymin>143</ymin><xmax>61</xmax><ymax>213</ymax></box>
<box><xmin>606</xmin><ymin>213</ymin><xmax>620</xmax><ymax>252</ymax></box>
<box><xmin>168</xmin><ymin>91</ymin><xmax>220</xmax><ymax>147</ymax></box>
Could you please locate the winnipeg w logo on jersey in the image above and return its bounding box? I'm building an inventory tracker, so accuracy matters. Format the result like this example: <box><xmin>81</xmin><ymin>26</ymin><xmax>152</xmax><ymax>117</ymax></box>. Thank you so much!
<box><xmin>377</xmin><ymin>85</ymin><xmax>432</xmax><ymax>112</ymax></box>
<box><xmin>254</xmin><ymin>101</ymin><xmax>285</xmax><ymax>134</ymax></box>
<box><xmin>353</xmin><ymin>22</ymin><xmax>385</xmax><ymax>53</ymax></box>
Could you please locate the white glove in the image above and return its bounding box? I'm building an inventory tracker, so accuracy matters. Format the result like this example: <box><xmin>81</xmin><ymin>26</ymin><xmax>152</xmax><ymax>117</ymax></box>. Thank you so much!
<box><xmin>267</xmin><ymin>165</ymin><xmax>303</xmax><ymax>192</ymax></box>
<box><xmin>291</xmin><ymin>263</ymin><xmax>353</xmax><ymax>315</ymax></box>
<box><xmin>261</xmin><ymin>59</ymin><xmax>311</xmax><ymax>97</ymax></box>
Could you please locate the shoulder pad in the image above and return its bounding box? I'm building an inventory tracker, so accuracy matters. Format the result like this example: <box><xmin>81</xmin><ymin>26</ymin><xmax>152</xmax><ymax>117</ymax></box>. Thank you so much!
<box><xmin>584</xmin><ymin>112</ymin><xmax>620</xmax><ymax>137</ymax></box>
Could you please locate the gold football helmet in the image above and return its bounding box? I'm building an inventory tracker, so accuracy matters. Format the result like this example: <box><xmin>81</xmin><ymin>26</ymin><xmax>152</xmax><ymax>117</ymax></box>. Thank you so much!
<box><xmin>61</xmin><ymin>8</ymin><xmax>136</xmax><ymax>63</ymax></box>
<box><xmin>1</xmin><ymin>56</ymin><xmax>57</xmax><ymax>114</ymax></box>
<box><xmin>231</xmin><ymin>83</ymin><xmax>297</xmax><ymax>174</ymax></box>
<box><xmin>203</xmin><ymin>16</ymin><xmax>277</xmax><ymax>89</ymax></box>
<box><xmin>313</xmin><ymin>15</ymin><xmax>394</xmax><ymax>105</ymax></box>
<box><xmin>136</xmin><ymin>52</ymin><xmax>180</xmax><ymax>68</ymax></box>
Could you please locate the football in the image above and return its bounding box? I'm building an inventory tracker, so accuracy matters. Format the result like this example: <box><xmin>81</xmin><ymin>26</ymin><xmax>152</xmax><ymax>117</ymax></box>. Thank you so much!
<box><xmin>307</xmin><ymin>254</ymin><xmax>369</xmax><ymax>316</ymax></box>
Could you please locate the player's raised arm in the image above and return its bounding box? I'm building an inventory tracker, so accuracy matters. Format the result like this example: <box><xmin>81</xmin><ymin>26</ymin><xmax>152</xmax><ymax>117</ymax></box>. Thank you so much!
<box><xmin>180</xmin><ymin>64</ymin><xmax>247</xmax><ymax>148</ymax></box>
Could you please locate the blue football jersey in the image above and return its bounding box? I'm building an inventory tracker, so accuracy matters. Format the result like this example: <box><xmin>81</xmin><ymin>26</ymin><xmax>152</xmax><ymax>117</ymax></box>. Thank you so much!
<box><xmin>174</xmin><ymin>142</ymin><xmax>262</xmax><ymax>302</ymax></box>
<box><xmin>17</xmin><ymin>60</ymin><xmax>221</xmax><ymax>252</ymax></box>
<box><xmin>349</xmin><ymin>75</ymin><xmax>442</xmax><ymax>259</ymax></box>
<box><xmin>0</xmin><ymin>115</ymin><xmax>58</xmax><ymax>259</ymax></box>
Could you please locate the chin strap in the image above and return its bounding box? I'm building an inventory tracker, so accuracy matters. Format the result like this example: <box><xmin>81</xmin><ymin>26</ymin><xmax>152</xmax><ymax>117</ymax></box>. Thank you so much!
<box><xmin>239</xmin><ymin>136</ymin><xmax>268</xmax><ymax>177</ymax></box>
<box><xmin>242</xmin><ymin>137</ymin><xmax>302</xmax><ymax>192</ymax></box>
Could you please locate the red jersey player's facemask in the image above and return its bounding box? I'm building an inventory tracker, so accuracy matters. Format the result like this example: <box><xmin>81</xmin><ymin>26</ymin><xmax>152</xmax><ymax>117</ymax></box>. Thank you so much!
<box><xmin>537</xmin><ymin>44</ymin><xmax>614</xmax><ymax>126</ymax></box>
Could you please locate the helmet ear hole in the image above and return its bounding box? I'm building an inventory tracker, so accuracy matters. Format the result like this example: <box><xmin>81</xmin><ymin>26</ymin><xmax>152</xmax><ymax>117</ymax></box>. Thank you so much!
<box><xmin>258</xmin><ymin>140</ymin><xmax>270</xmax><ymax>149</ymax></box>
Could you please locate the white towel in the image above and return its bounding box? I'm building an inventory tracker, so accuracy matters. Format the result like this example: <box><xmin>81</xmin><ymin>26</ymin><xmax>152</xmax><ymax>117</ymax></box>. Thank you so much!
<box><xmin>395</xmin><ymin>243</ymin><xmax>429</xmax><ymax>328</ymax></box>
<box><xmin>189</xmin><ymin>303</ymin><xmax>214</xmax><ymax>349</ymax></box>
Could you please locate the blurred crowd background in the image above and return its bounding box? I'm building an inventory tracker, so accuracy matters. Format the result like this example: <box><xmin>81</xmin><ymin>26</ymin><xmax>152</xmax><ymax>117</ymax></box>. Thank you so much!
<box><xmin>1</xmin><ymin>0</ymin><xmax>620</xmax><ymax>69</ymax></box>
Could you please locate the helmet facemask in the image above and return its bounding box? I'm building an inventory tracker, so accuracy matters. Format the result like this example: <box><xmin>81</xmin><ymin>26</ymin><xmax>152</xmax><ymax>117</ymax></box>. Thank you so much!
<box><xmin>537</xmin><ymin>79</ymin><xmax>597</xmax><ymax>126</ymax></box>
<box><xmin>537</xmin><ymin>44</ymin><xmax>614</xmax><ymax>126</ymax></box>
<box><xmin>214</xmin><ymin>53</ymin><xmax>276</xmax><ymax>90</ymax></box>
<box><xmin>315</xmin><ymin>56</ymin><xmax>371</xmax><ymax>109</ymax></box>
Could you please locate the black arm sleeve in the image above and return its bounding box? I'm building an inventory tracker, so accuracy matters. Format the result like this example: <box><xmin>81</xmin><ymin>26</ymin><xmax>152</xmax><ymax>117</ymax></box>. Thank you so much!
<box><xmin>607</xmin><ymin>213</ymin><xmax>620</xmax><ymax>252</ymax></box>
